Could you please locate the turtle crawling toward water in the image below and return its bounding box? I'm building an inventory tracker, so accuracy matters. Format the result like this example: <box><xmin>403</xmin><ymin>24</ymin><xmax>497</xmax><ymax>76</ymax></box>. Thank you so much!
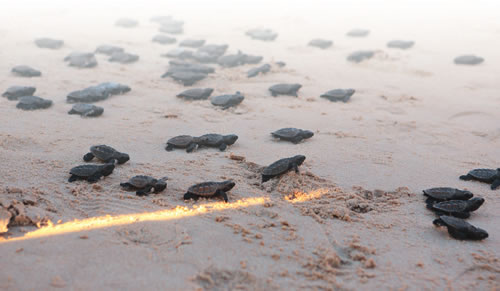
<box><xmin>16</xmin><ymin>96</ymin><xmax>52</xmax><ymax>110</ymax></box>
<box><xmin>269</xmin><ymin>83</ymin><xmax>302</xmax><ymax>97</ymax></box>
<box><xmin>84</xmin><ymin>145</ymin><xmax>130</xmax><ymax>164</ymax></box>
<box><xmin>11</xmin><ymin>65</ymin><xmax>41</xmax><ymax>77</ymax></box>
<box><xmin>423</xmin><ymin>187</ymin><xmax>473</xmax><ymax>205</ymax></box>
<box><xmin>454</xmin><ymin>55</ymin><xmax>484</xmax><ymax>65</ymax></box>
<box><xmin>2</xmin><ymin>86</ymin><xmax>36</xmax><ymax>100</ymax></box>
<box><xmin>68</xmin><ymin>104</ymin><xmax>104</xmax><ymax>117</ymax></box>
<box><xmin>120</xmin><ymin>175</ymin><xmax>168</xmax><ymax>196</ymax></box>
<box><xmin>210</xmin><ymin>92</ymin><xmax>244</xmax><ymax>109</ymax></box>
<box><xmin>166</xmin><ymin>135</ymin><xmax>200</xmax><ymax>152</ymax></box>
<box><xmin>427</xmin><ymin>197</ymin><xmax>485</xmax><ymax>219</ymax></box>
<box><xmin>177</xmin><ymin>88</ymin><xmax>214</xmax><ymax>100</ymax></box>
<box><xmin>184</xmin><ymin>180</ymin><xmax>235</xmax><ymax>202</ymax></box>
<box><xmin>198</xmin><ymin>134</ymin><xmax>238</xmax><ymax>151</ymax></box>
<box><xmin>433</xmin><ymin>215</ymin><xmax>488</xmax><ymax>240</ymax></box>
<box><xmin>460</xmin><ymin>168</ymin><xmax>500</xmax><ymax>190</ymax></box>
<box><xmin>321</xmin><ymin>89</ymin><xmax>355</xmax><ymax>102</ymax></box>
<box><xmin>271</xmin><ymin>128</ymin><xmax>314</xmax><ymax>144</ymax></box>
<box><xmin>262</xmin><ymin>155</ymin><xmax>306</xmax><ymax>183</ymax></box>
<box><xmin>69</xmin><ymin>161</ymin><xmax>116</xmax><ymax>183</ymax></box>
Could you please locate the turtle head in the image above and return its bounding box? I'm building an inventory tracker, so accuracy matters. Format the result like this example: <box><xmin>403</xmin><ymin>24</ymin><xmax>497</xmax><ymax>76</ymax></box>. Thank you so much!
<box><xmin>154</xmin><ymin>178</ymin><xmax>167</xmax><ymax>192</ymax></box>
<box><xmin>117</xmin><ymin>153</ymin><xmax>130</xmax><ymax>164</ymax></box>
<box><xmin>467</xmin><ymin>197</ymin><xmax>485</xmax><ymax>211</ymax></box>
<box><xmin>292</xmin><ymin>155</ymin><xmax>306</xmax><ymax>166</ymax></box>
<box><xmin>473</xmin><ymin>228</ymin><xmax>489</xmax><ymax>240</ymax></box>
<box><xmin>102</xmin><ymin>161</ymin><xmax>116</xmax><ymax>176</ymax></box>
<box><xmin>223</xmin><ymin>134</ymin><xmax>239</xmax><ymax>145</ymax></box>
<box><xmin>460</xmin><ymin>190</ymin><xmax>474</xmax><ymax>200</ymax></box>
<box><xmin>301</xmin><ymin>130</ymin><xmax>314</xmax><ymax>139</ymax></box>
<box><xmin>221</xmin><ymin>180</ymin><xmax>236</xmax><ymax>191</ymax></box>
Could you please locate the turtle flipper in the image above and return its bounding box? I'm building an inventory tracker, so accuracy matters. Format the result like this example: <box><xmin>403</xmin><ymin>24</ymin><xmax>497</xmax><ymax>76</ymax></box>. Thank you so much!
<box><xmin>184</xmin><ymin>192</ymin><xmax>199</xmax><ymax>201</ymax></box>
<box><xmin>217</xmin><ymin>190</ymin><xmax>228</xmax><ymax>203</ymax></box>
<box><xmin>87</xmin><ymin>173</ymin><xmax>102</xmax><ymax>183</ymax></box>
<box><xmin>490</xmin><ymin>178</ymin><xmax>500</xmax><ymax>190</ymax></box>
<box><xmin>293</xmin><ymin>163</ymin><xmax>300</xmax><ymax>173</ymax></box>
<box><xmin>433</xmin><ymin>217</ymin><xmax>445</xmax><ymax>226</ymax></box>
<box><xmin>68</xmin><ymin>175</ymin><xmax>79</xmax><ymax>182</ymax></box>
<box><xmin>83</xmin><ymin>152</ymin><xmax>95</xmax><ymax>162</ymax></box>
<box><xmin>136</xmin><ymin>186</ymin><xmax>153</xmax><ymax>197</ymax></box>
<box><xmin>219</xmin><ymin>143</ymin><xmax>227</xmax><ymax>151</ymax></box>
<box><xmin>459</xmin><ymin>174</ymin><xmax>472</xmax><ymax>181</ymax></box>
<box><xmin>186</xmin><ymin>143</ymin><xmax>197</xmax><ymax>153</ymax></box>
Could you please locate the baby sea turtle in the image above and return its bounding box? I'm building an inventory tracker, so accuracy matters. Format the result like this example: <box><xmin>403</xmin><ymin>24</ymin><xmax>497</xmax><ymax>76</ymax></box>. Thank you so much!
<box><xmin>11</xmin><ymin>65</ymin><xmax>41</xmax><ymax>77</ymax></box>
<box><xmin>217</xmin><ymin>52</ymin><xmax>247</xmax><ymax>68</ymax></box>
<box><xmin>67</xmin><ymin>82</ymin><xmax>131</xmax><ymax>103</ymax></box>
<box><xmin>460</xmin><ymin>168</ymin><xmax>500</xmax><ymax>190</ymax></box>
<box><xmin>152</xmin><ymin>34</ymin><xmax>177</xmax><ymax>45</ymax></box>
<box><xmin>198</xmin><ymin>134</ymin><xmax>238</xmax><ymax>151</ymax></box>
<box><xmin>433</xmin><ymin>215</ymin><xmax>488</xmax><ymax>240</ymax></box>
<box><xmin>168</xmin><ymin>71</ymin><xmax>207</xmax><ymax>86</ymax></box>
<box><xmin>120</xmin><ymin>176</ymin><xmax>168</xmax><ymax>196</ymax></box>
<box><xmin>68</xmin><ymin>161</ymin><xmax>116</xmax><ymax>183</ymax></box>
<box><xmin>166</xmin><ymin>135</ymin><xmax>200</xmax><ymax>152</ymax></box>
<box><xmin>387</xmin><ymin>40</ymin><xmax>415</xmax><ymax>49</ymax></box>
<box><xmin>262</xmin><ymin>155</ymin><xmax>306</xmax><ymax>183</ymax></box>
<box><xmin>454</xmin><ymin>55</ymin><xmax>484</xmax><ymax>65</ymax></box>
<box><xmin>184</xmin><ymin>180</ymin><xmax>235</xmax><ymax>202</ymax></box>
<box><xmin>180</xmin><ymin>39</ymin><xmax>206</xmax><ymax>48</ymax></box>
<box><xmin>83</xmin><ymin>145</ymin><xmax>130</xmax><ymax>164</ymax></box>
<box><xmin>159</xmin><ymin>23</ymin><xmax>183</xmax><ymax>34</ymax></box>
<box><xmin>177</xmin><ymin>88</ymin><xmax>214</xmax><ymax>100</ymax></box>
<box><xmin>16</xmin><ymin>96</ymin><xmax>52</xmax><ymax>110</ymax></box>
<box><xmin>64</xmin><ymin>52</ymin><xmax>98</xmax><ymax>68</ymax></box>
<box><xmin>192</xmin><ymin>44</ymin><xmax>229</xmax><ymax>63</ymax></box>
<box><xmin>247</xmin><ymin>64</ymin><xmax>271</xmax><ymax>78</ymax></box>
<box><xmin>428</xmin><ymin>197</ymin><xmax>485</xmax><ymax>219</ymax></box>
<box><xmin>2</xmin><ymin>86</ymin><xmax>36</xmax><ymax>100</ymax></box>
<box><xmin>109</xmin><ymin>52</ymin><xmax>139</xmax><ymax>64</ymax></box>
<box><xmin>95</xmin><ymin>45</ymin><xmax>124</xmax><ymax>55</ymax></box>
<box><xmin>35</xmin><ymin>38</ymin><xmax>63</xmax><ymax>49</ymax></box>
<box><xmin>162</xmin><ymin>62</ymin><xmax>215</xmax><ymax>77</ymax></box>
<box><xmin>271</xmin><ymin>128</ymin><xmax>314</xmax><ymax>144</ymax></box>
<box><xmin>423</xmin><ymin>187</ymin><xmax>473</xmax><ymax>205</ymax></box>
<box><xmin>321</xmin><ymin>89</ymin><xmax>355</xmax><ymax>102</ymax></box>
<box><xmin>308</xmin><ymin>39</ymin><xmax>333</xmax><ymax>49</ymax></box>
<box><xmin>211</xmin><ymin>92</ymin><xmax>244</xmax><ymax>109</ymax></box>
<box><xmin>269</xmin><ymin>83</ymin><xmax>302</xmax><ymax>97</ymax></box>
<box><xmin>346</xmin><ymin>29</ymin><xmax>370</xmax><ymax>37</ymax></box>
<box><xmin>245</xmin><ymin>29</ymin><xmax>278</xmax><ymax>41</ymax></box>
<box><xmin>115</xmin><ymin>18</ymin><xmax>138</xmax><ymax>28</ymax></box>
<box><xmin>347</xmin><ymin>51</ymin><xmax>375</xmax><ymax>63</ymax></box>
<box><xmin>68</xmin><ymin>104</ymin><xmax>104</xmax><ymax>117</ymax></box>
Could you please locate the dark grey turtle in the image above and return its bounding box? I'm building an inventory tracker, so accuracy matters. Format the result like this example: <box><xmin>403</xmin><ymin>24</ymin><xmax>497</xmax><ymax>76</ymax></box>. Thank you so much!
<box><xmin>159</xmin><ymin>24</ymin><xmax>183</xmax><ymax>34</ymax></box>
<box><xmin>347</xmin><ymin>51</ymin><xmax>375</xmax><ymax>63</ymax></box>
<box><xmin>454</xmin><ymin>55</ymin><xmax>484</xmax><ymax>65</ymax></box>
<box><xmin>109</xmin><ymin>52</ymin><xmax>139</xmax><ymax>64</ymax></box>
<box><xmin>162</xmin><ymin>61</ymin><xmax>215</xmax><ymax>77</ymax></box>
<box><xmin>168</xmin><ymin>71</ymin><xmax>207</xmax><ymax>86</ymax></box>
<box><xmin>166</xmin><ymin>135</ymin><xmax>200</xmax><ymax>152</ymax></box>
<box><xmin>83</xmin><ymin>145</ymin><xmax>130</xmax><ymax>164</ymax></box>
<box><xmin>2</xmin><ymin>86</ymin><xmax>36</xmax><ymax>100</ymax></box>
<box><xmin>308</xmin><ymin>39</ymin><xmax>333</xmax><ymax>49</ymax></box>
<box><xmin>64</xmin><ymin>52</ymin><xmax>98</xmax><ymax>68</ymax></box>
<box><xmin>275</xmin><ymin>61</ymin><xmax>286</xmax><ymax>67</ymax></box>
<box><xmin>245</xmin><ymin>29</ymin><xmax>278</xmax><ymax>41</ymax></box>
<box><xmin>11</xmin><ymin>65</ymin><xmax>41</xmax><ymax>77</ymax></box>
<box><xmin>67</xmin><ymin>82</ymin><xmax>130</xmax><ymax>103</ymax></box>
<box><xmin>460</xmin><ymin>168</ymin><xmax>500</xmax><ymax>190</ymax></box>
<box><xmin>242</xmin><ymin>54</ymin><xmax>263</xmax><ymax>64</ymax></box>
<box><xmin>152</xmin><ymin>34</ymin><xmax>177</xmax><ymax>45</ymax></box>
<box><xmin>192</xmin><ymin>44</ymin><xmax>229</xmax><ymax>63</ymax></box>
<box><xmin>346</xmin><ymin>29</ymin><xmax>370</xmax><ymax>37</ymax></box>
<box><xmin>115</xmin><ymin>18</ymin><xmax>138</xmax><ymax>28</ymax></box>
<box><xmin>184</xmin><ymin>180</ymin><xmax>235</xmax><ymax>203</ymax></box>
<box><xmin>95</xmin><ymin>45</ymin><xmax>124</xmax><ymax>56</ymax></box>
<box><xmin>68</xmin><ymin>104</ymin><xmax>104</xmax><ymax>117</ymax></box>
<box><xmin>35</xmin><ymin>38</ymin><xmax>63</xmax><ymax>49</ymax></box>
<box><xmin>177</xmin><ymin>88</ymin><xmax>214</xmax><ymax>100</ymax></box>
<box><xmin>68</xmin><ymin>161</ymin><xmax>116</xmax><ymax>183</ymax></box>
<box><xmin>217</xmin><ymin>52</ymin><xmax>247</xmax><ymax>67</ymax></box>
<box><xmin>198</xmin><ymin>134</ymin><xmax>238</xmax><ymax>151</ymax></box>
<box><xmin>262</xmin><ymin>155</ymin><xmax>306</xmax><ymax>183</ymax></box>
<box><xmin>248</xmin><ymin>64</ymin><xmax>271</xmax><ymax>78</ymax></box>
<box><xmin>433</xmin><ymin>215</ymin><xmax>488</xmax><ymax>240</ymax></box>
<box><xmin>16</xmin><ymin>96</ymin><xmax>52</xmax><ymax>110</ymax></box>
<box><xmin>423</xmin><ymin>187</ymin><xmax>473</xmax><ymax>205</ymax></box>
<box><xmin>210</xmin><ymin>92</ymin><xmax>244</xmax><ymax>109</ymax></box>
<box><xmin>428</xmin><ymin>197</ymin><xmax>485</xmax><ymax>219</ymax></box>
<box><xmin>179</xmin><ymin>39</ymin><xmax>206</xmax><ymax>48</ymax></box>
<box><xmin>387</xmin><ymin>40</ymin><xmax>415</xmax><ymax>49</ymax></box>
<box><xmin>120</xmin><ymin>175</ymin><xmax>168</xmax><ymax>196</ymax></box>
<box><xmin>163</xmin><ymin>48</ymin><xmax>194</xmax><ymax>59</ymax></box>
<box><xmin>320</xmin><ymin>89</ymin><xmax>355</xmax><ymax>102</ymax></box>
<box><xmin>269</xmin><ymin>83</ymin><xmax>302</xmax><ymax>97</ymax></box>
<box><xmin>271</xmin><ymin>128</ymin><xmax>314</xmax><ymax>144</ymax></box>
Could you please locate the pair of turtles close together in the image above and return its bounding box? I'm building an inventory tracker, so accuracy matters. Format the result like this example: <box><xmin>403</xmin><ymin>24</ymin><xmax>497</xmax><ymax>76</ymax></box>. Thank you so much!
<box><xmin>166</xmin><ymin>134</ymin><xmax>238</xmax><ymax>152</ymax></box>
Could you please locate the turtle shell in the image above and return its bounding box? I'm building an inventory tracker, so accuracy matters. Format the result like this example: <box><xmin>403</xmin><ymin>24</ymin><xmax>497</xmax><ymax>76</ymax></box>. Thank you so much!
<box><xmin>198</xmin><ymin>134</ymin><xmax>223</xmax><ymax>146</ymax></box>
<box><xmin>188</xmin><ymin>182</ymin><xmax>220</xmax><ymax>196</ymax></box>
<box><xmin>170</xmin><ymin>72</ymin><xmax>207</xmax><ymax>86</ymax></box>
<box><xmin>432</xmin><ymin>200</ymin><xmax>469</xmax><ymax>213</ymax></box>
<box><xmin>177</xmin><ymin>88</ymin><xmax>214</xmax><ymax>100</ymax></box>
<box><xmin>69</xmin><ymin>104</ymin><xmax>104</xmax><ymax>117</ymax></box>
<box><xmin>269</xmin><ymin>84</ymin><xmax>302</xmax><ymax>95</ymax></box>
<box><xmin>263</xmin><ymin>158</ymin><xmax>291</xmax><ymax>176</ymax></box>
<box><xmin>70</xmin><ymin>164</ymin><xmax>102</xmax><ymax>177</ymax></box>
<box><xmin>127</xmin><ymin>175</ymin><xmax>156</xmax><ymax>188</ymax></box>
<box><xmin>16</xmin><ymin>96</ymin><xmax>52</xmax><ymax>110</ymax></box>
<box><xmin>320</xmin><ymin>89</ymin><xmax>355</xmax><ymax>102</ymax></box>
<box><xmin>467</xmin><ymin>169</ymin><xmax>498</xmax><ymax>180</ymax></box>
<box><xmin>423</xmin><ymin>188</ymin><xmax>472</xmax><ymax>201</ymax></box>
<box><xmin>91</xmin><ymin>145</ymin><xmax>119</xmax><ymax>160</ymax></box>
<box><xmin>167</xmin><ymin>135</ymin><xmax>194</xmax><ymax>147</ymax></box>
<box><xmin>272</xmin><ymin>128</ymin><xmax>302</xmax><ymax>139</ymax></box>
<box><xmin>210</xmin><ymin>93</ymin><xmax>244</xmax><ymax>108</ymax></box>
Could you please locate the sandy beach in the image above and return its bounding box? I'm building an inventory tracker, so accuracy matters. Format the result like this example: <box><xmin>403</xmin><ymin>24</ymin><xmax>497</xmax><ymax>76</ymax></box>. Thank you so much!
<box><xmin>0</xmin><ymin>0</ymin><xmax>499</xmax><ymax>289</ymax></box>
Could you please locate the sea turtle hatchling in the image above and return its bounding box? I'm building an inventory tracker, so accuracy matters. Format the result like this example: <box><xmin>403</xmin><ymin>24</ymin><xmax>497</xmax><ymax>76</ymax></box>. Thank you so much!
<box><xmin>152</xmin><ymin>34</ymin><xmax>177</xmax><ymax>45</ymax></box>
<box><xmin>428</xmin><ymin>197</ymin><xmax>485</xmax><ymax>219</ymax></box>
<box><xmin>262</xmin><ymin>155</ymin><xmax>306</xmax><ymax>183</ymax></box>
<box><xmin>120</xmin><ymin>176</ymin><xmax>168</xmax><ymax>196</ymax></box>
<box><xmin>247</xmin><ymin>64</ymin><xmax>271</xmax><ymax>78</ymax></box>
<box><xmin>179</xmin><ymin>39</ymin><xmax>206</xmax><ymax>48</ymax></box>
<box><xmin>454</xmin><ymin>55</ymin><xmax>484</xmax><ymax>65</ymax></box>
<box><xmin>346</xmin><ymin>29</ymin><xmax>370</xmax><ymax>37</ymax></box>
<box><xmin>347</xmin><ymin>51</ymin><xmax>375</xmax><ymax>63</ymax></box>
<box><xmin>387</xmin><ymin>40</ymin><xmax>415</xmax><ymax>49</ymax></box>
<box><xmin>95</xmin><ymin>45</ymin><xmax>124</xmax><ymax>56</ymax></box>
<box><xmin>108</xmin><ymin>52</ymin><xmax>139</xmax><ymax>64</ymax></box>
<box><xmin>271</xmin><ymin>128</ymin><xmax>314</xmax><ymax>144</ymax></box>
<box><xmin>197</xmin><ymin>134</ymin><xmax>238</xmax><ymax>151</ymax></box>
<box><xmin>184</xmin><ymin>180</ymin><xmax>235</xmax><ymax>202</ymax></box>
<box><xmin>16</xmin><ymin>96</ymin><xmax>52</xmax><ymax>110</ymax></box>
<box><xmin>83</xmin><ymin>145</ymin><xmax>130</xmax><ymax>164</ymax></box>
<box><xmin>308</xmin><ymin>39</ymin><xmax>333</xmax><ymax>49</ymax></box>
<box><xmin>177</xmin><ymin>88</ymin><xmax>214</xmax><ymax>100</ymax></box>
<box><xmin>11</xmin><ymin>65</ymin><xmax>41</xmax><ymax>77</ymax></box>
<box><xmin>210</xmin><ymin>92</ymin><xmax>244</xmax><ymax>109</ymax></box>
<box><xmin>168</xmin><ymin>71</ymin><xmax>207</xmax><ymax>86</ymax></box>
<box><xmin>423</xmin><ymin>187</ymin><xmax>473</xmax><ymax>205</ymax></box>
<box><xmin>433</xmin><ymin>215</ymin><xmax>488</xmax><ymax>240</ymax></box>
<box><xmin>269</xmin><ymin>83</ymin><xmax>302</xmax><ymax>97</ymax></box>
<box><xmin>166</xmin><ymin>135</ymin><xmax>200</xmax><ymax>152</ymax></box>
<box><xmin>64</xmin><ymin>52</ymin><xmax>98</xmax><ymax>68</ymax></box>
<box><xmin>68</xmin><ymin>104</ymin><xmax>104</xmax><ymax>117</ymax></box>
<box><xmin>460</xmin><ymin>168</ymin><xmax>500</xmax><ymax>190</ymax></box>
<box><xmin>321</xmin><ymin>89</ymin><xmax>355</xmax><ymax>102</ymax></box>
<box><xmin>68</xmin><ymin>161</ymin><xmax>116</xmax><ymax>183</ymax></box>
<box><xmin>2</xmin><ymin>86</ymin><xmax>36</xmax><ymax>100</ymax></box>
<box><xmin>35</xmin><ymin>38</ymin><xmax>64</xmax><ymax>49</ymax></box>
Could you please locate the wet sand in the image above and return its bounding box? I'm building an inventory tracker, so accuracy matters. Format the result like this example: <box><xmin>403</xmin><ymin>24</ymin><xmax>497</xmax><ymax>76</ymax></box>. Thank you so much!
<box><xmin>1</xmin><ymin>0</ymin><xmax>499</xmax><ymax>290</ymax></box>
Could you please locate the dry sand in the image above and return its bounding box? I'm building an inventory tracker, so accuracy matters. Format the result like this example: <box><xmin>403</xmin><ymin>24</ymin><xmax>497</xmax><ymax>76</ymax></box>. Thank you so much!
<box><xmin>0</xmin><ymin>0</ymin><xmax>499</xmax><ymax>290</ymax></box>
